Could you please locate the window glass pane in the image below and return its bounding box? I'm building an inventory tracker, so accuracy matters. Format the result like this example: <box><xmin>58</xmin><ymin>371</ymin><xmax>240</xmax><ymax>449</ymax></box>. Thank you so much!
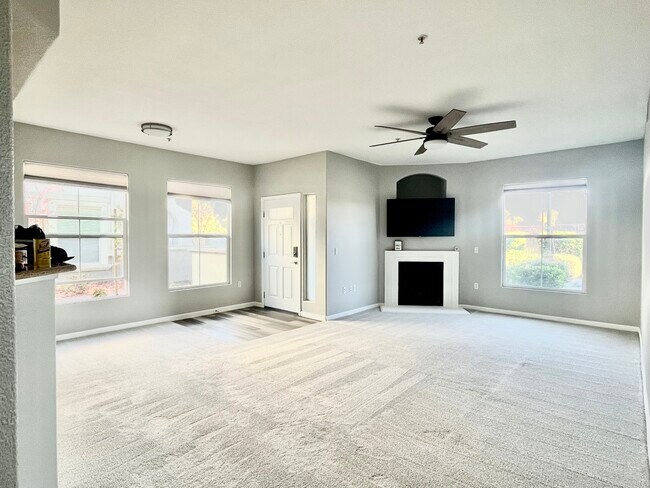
<box><xmin>24</xmin><ymin>180</ymin><xmax>79</xmax><ymax>217</ymax></box>
<box><xmin>78</xmin><ymin>186</ymin><xmax>127</xmax><ymax>218</ymax></box>
<box><xmin>78</xmin><ymin>238</ymin><xmax>125</xmax><ymax>280</ymax></box>
<box><xmin>199</xmin><ymin>237</ymin><xmax>229</xmax><ymax>285</ymax></box>
<box><xmin>196</xmin><ymin>199</ymin><xmax>230</xmax><ymax>235</ymax></box>
<box><xmin>549</xmin><ymin>189</ymin><xmax>587</xmax><ymax>235</ymax></box>
<box><xmin>56</xmin><ymin>279</ymin><xmax>127</xmax><ymax>301</ymax></box>
<box><xmin>168</xmin><ymin>237</ymin><xmax>200</xmax><ymax>288</ymax></box>
<box><xmin>304</xmin><ymin>194</ymin><xmax>316</xmax><ymax>301</ymax></box>
<box><xmin>49</xmin><ymin>237</ymin><xmax>80</xmax><ymax>282</ymax></box>
<box><xmin>167</xmin><ymin>187</ymin><xmax>231</xmax><ymax>289</ymax></box>
<box><xmin>504</xmin><ymin>237</ymin><xmax>542</xmax><ymax>288</ymax></box>
<box><xmin>504</xmin><ymin>191</ymin><xmax>546</xmax><ymax>235</ymax></box>
<box><xmin>542</xmin><ymin>238</ymin><xmax>584</xmax><ymax>291</ymax></box>
<box><xmin>79</xmin><ymin>219</ymin><xmax>124</xmax><ymax>236</ymax></box>
<box><xmin>24</xmin><ymin>172</ymin><xmax>129</xmax><ymax>303</ymax></box>
<box><xmin>28</xmin><ymin>217</ymin><xmax>79</xmax><ymax>236</ymax></box>
<box><xmin>167</xmin><ymin>195</ymin><xmax>193</xmax><ymax>234</ymax></box>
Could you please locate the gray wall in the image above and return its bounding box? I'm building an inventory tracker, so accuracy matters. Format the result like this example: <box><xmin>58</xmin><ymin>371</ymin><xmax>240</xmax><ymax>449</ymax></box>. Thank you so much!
<box><xmin>326</xmin><ymin>152</ymin><xmax>379</xmax><ymax>316</ymax></box>
<box><xmin>0</xmin><ymin>0</ymin><xmax>17</xmax><ymax>484</ymax></box>
<box><xmin>253</xmin><ymin>152</ymin><xmax>327</xmax><ymax>318</ymax></box>
<box><xmin>14</xmin><ymin>123</ymin><xmax>256</xmax><ymax>335</ymax></box>
<box><xmin>379</xmin><ymin>140</ymin><xmax>644</xmax><ymax>326</ymax></box>
<box><xmin>640</xmin><ymin>93</ymin><xmax>649</xmax><ymax>432</ymax></box>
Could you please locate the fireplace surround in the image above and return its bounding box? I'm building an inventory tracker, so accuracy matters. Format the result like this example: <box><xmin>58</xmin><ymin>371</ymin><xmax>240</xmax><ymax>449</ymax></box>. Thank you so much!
<box><xmin>381</xmin><ymin>250</ymin><xmax>468</xmax><ymax>314</ymax></box>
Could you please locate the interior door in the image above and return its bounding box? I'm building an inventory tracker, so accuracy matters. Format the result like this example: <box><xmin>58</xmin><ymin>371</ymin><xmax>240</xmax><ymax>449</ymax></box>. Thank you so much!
<box><xmin>262</xmin><ymin>194</ymin><xmax>301</xmax><ymax>313</ymax></box>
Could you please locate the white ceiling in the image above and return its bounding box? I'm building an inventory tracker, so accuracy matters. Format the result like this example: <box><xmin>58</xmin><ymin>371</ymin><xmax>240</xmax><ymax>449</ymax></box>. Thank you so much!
<box><xmin>13</xmin><ymin>0</ymin><xmax>650</xmax><ymax>166</ymax></box>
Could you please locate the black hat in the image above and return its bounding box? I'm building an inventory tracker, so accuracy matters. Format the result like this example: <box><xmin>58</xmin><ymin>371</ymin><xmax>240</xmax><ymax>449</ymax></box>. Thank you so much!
<box><xmin>51</xmin><ymin>246</ymin><xmax>75</xmax><ymax>265</ymax></box>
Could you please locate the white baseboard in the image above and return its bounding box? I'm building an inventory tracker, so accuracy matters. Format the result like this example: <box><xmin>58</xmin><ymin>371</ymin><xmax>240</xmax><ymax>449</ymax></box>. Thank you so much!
<box><xmin>326</xmin><ymin>303</ymin><xmax>380</xmax><ymax>321</ymax></box>
<box><xmin>461</xmin><ymin>304</ymin><xmax>639</xmax><ymax>333</ymax></box>
<box><xmin>300</xmin><ymin>311</ymin><xmax>326</xmax><ymax>322</ymax></box>
<box><xmin>56</xmin><ymin>301</ymin><xmax>263</xmax><ymax>342</ymax></box>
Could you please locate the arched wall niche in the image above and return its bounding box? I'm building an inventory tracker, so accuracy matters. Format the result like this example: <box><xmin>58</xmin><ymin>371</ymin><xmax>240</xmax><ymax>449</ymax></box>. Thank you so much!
<box><xmin>396</xmin><ymin>174</ymin><xmax>447</xmax><ymax>199</ymax></box>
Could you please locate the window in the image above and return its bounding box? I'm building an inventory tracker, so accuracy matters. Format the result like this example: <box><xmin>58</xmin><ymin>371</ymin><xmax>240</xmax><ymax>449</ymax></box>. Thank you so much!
<box><xmin>503</xmin><ymin>180</ymin><xmax>587</xmax><ymax>292</ymax></box>
<box><xmin>303</xmin><ymin>194</ymin><xmax>316</xmax><ymax>301</ymax></box>
<box><xmin>23</xmin><ymin>162</ymin><xmax>128</xmax><ymax>302</ymax></box>
<box><xmin>167</xmin><ymin>181</ymin><xmax>231</xmax><ymax>289</ymax></box>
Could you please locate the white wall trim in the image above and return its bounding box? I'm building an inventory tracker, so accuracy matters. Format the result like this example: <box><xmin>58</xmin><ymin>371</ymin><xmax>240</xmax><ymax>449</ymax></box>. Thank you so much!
<box><xmin>326</xmin><ymin>303</ymin><xmax>380</xmax><ymax>321</ymax></box>
<box><xmin>461</xmin><ymin>304</ymin><xmax>639</xmax><ymax>333</ymax></box>
<box><xmin>56</xmin><ymin>301</ymin><xmax>263</xmax><ymax>341</ymax></box>
<box><xmin>300</xmin><ymin>311</ymin><xmax>326</xmax><ymax>322</ymax></box>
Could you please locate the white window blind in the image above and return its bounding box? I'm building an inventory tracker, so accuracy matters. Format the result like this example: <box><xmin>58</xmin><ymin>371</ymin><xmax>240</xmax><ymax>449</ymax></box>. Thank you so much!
<box><xmin>24</xmin><ymin>161</ymin><xmax>128</xmax><ymax>189</ymax></box>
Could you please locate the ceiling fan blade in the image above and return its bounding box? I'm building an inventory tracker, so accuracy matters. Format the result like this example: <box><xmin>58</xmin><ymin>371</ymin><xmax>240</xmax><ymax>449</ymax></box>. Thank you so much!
<box><xmin>369</xmin><ymin>136</ymin><xmax>425</xmax><ymax>148</ymax></box>
<box><xmin>414</xmin><ymin>143</ymin><xmax>427</xmax><ymax>155</ymax></box>
<box><xmin>374</xmin><ymin>125</ymin><xmax>427</xmax><ymax>136</ymax></box>
<box><xmin>447</xmin><ymin>135</ymin><xmax>487</xmax><ymax>149</ymax></box>
<box><xmin>450</xmin><ymin>120</ymin><xmax>516</xmax><ymax>136</ymax></box>
<box><xmin>432</xmin><ymin>109</ymin><xmax>466</xmax><ymax>134</ymax></box>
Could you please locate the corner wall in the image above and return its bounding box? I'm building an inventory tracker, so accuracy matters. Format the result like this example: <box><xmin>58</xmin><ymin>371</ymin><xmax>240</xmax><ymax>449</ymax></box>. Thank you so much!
<box><xmin>14</xmin><ymin>123</ymin><xmax>256</xmax><ymax>335</ymax></box>
<box><xmin>326</xmin><ymin>152</ymin><xmax>379</xmax><ymax>316</ymax></box>
<box><xmin>379</xmin><ymin>140</ymin><xmax>643</xmax><ymax>327</ymax></box>
<box><xmin>0</xmin><ymin>0</ymin><xmax>17</xmax><ymax>484</ymax></box>
<box><xmin>640</xmin><ymin>92</ymin><xmax>650</xmax><ymax>441</ymax></box>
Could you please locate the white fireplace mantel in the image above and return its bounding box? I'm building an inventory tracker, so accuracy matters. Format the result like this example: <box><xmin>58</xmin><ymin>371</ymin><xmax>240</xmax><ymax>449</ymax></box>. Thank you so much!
<box><xmin>381</xmin><ymin>250</ymin><xmax>468</xmax><ymax>314</ymax></box>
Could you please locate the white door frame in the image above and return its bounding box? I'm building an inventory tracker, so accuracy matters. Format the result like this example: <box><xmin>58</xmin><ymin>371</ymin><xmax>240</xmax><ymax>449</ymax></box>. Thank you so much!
<box><xmin>261</xmin><ymin>193</ymin><xmax>302</xmax><ymax>312</ymax></box>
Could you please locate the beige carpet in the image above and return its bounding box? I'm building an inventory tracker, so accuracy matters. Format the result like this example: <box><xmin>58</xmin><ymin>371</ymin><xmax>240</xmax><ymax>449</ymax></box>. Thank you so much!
<box><xmin>57</xmin><ymin>310</ymin><xmax>649</xmax><ymax>487</ymax></box>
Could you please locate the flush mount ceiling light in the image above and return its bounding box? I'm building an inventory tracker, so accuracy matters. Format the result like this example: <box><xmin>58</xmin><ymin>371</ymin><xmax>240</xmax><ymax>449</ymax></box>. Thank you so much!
<box><xmin>141</xmin><ymin>122</ymin><xmax>173</xmax><ymax>140</ymax></box>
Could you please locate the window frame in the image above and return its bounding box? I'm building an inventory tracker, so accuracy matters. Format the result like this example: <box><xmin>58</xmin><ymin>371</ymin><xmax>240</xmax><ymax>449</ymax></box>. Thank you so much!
<box><xmin>23</xmin><ymin>175</ymin><xmax>130</xmax><ymax>303</ymax></box>
<box><xmin>501</xmin><ymin>181</ymin><xmax>588</xmax><ymax>294</ymax></box>
<box><xmin>166</xmin><ymin>190</ymin><xmax>232</xmax><ymax>291</ymax></box>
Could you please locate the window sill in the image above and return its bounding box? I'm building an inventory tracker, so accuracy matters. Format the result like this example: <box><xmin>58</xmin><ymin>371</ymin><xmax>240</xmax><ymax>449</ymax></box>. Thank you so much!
<box><xmin>501</xmin><ymin>284</ymin><xmax>586</xmax><ymax>295</ymax></box>
<box><xmin>168</xmin><ymin>282</ymin><xmax>231</xmax><ymax>292</ymax></box>
<box><xmin>56</xmin><ymin>293</ymin><xmax>130</xmax><ymax>305</ymax></box>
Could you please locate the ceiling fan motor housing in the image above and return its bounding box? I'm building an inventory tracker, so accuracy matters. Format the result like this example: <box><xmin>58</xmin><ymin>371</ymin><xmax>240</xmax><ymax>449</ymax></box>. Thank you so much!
<box><xmin>425</xmin><ymin>128</ymin><xmax>447</xmax><ymax>140</ymax></box>
<box><xmin>428</xmin><ymin>115</ymin><xmax>444</xmax><ymax>126</ymax></box>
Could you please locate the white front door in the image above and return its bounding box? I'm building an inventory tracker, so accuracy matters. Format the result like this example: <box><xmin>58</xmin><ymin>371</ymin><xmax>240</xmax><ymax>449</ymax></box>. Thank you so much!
<box><xmin>262</xmin><ymin>194</ymin><xmax>301</xmax><ymax>313</ymax></box>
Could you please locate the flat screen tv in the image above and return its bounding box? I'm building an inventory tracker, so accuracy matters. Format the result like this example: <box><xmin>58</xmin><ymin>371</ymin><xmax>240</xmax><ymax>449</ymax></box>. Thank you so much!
<box><xmin>387</xmin><ymin>198</ymin><xmax>455</xmax><ymax>237</ymax></box>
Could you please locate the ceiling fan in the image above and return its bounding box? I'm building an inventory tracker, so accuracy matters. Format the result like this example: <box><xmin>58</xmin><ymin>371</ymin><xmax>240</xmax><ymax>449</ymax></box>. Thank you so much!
<box><xmin>371</xmin><ymin>109</ymin><xmax>516</xmax><ymax>155</ymax></box>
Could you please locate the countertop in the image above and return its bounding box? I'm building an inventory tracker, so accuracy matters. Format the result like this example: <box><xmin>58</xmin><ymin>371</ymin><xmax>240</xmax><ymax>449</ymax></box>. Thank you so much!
<box><xmin>15</xmin><ymin>264</ymin><xmax>77</xmax><ymax>282</ymax></box>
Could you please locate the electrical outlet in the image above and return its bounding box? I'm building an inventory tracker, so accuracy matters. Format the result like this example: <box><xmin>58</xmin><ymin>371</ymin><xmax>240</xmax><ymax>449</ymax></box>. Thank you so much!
<box><xmin>334</xmin><ymin>247</ymin><xmax>339</xmax><ymax>255</ymax></box>
<box><xmin>342</xmin><ymin>286</ymin><xmax>347</xmax><ymax>294</ymax></box>
<box><xmin>237</xmin><ymin>281</ymin><xmax>242</xmax><ymax>288</ymax></box>
<box><xmin>474</xmin><ymin>247</ymin><xmax>479</xmax><ymax>254</ymax></box>
<box><xmin>473</xmin><ymin>282</ymin><xmax>479</xmax><ymax>290</ymax></box>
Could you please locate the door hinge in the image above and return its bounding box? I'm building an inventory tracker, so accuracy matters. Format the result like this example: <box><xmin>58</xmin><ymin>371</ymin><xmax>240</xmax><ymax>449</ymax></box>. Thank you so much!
<box><xmin>263</xmin><ymin>251</ymin><xmax>266</xmax><ymax>258</ymax></box>
<box><xmin>263</xmin><ymin>211</ymin><xmax>265</xmax><ymax>218</ymax></box>
<box><xmin>263</xmin><ymin>292</ymin><xmax>266</xmax><ymax>298</ymax></box>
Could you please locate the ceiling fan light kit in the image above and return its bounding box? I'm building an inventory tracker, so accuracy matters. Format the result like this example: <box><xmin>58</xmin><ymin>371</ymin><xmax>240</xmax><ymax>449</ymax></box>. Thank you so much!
<box><xmin>423</xmin><ymin>139</ymin><xmax>447</xmax><ymax>149</ymax></box>
<box><xmin>371</xmin><ymin>109</ymin><xmax>516</xmax><ymax>156</ymax></box>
